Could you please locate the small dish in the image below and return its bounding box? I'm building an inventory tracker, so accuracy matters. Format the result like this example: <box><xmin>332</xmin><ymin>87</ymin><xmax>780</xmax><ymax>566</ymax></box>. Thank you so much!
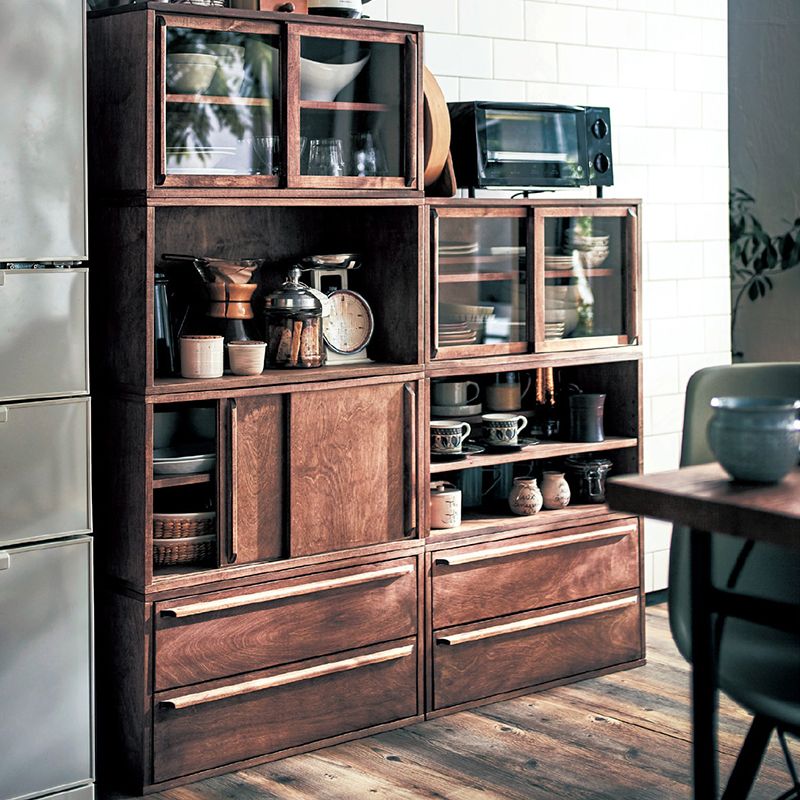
<box><xmin>430</xmin><ymin>402</ymin><xmax>482</xmax><ymax>418</ymax></box>
<box><xmin>430</xmin><ymin>443</ymin><xmax>486</xmax><ymax>462</ymax></box>
<box><xmin>154</xmin><ymin>445</ymin><xmax>216</xmax><ymax>475</ymax></box>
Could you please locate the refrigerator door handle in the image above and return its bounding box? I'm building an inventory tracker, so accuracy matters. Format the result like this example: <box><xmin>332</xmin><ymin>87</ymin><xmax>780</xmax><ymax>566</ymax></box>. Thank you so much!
<box><xmin>0</xmin><ymin>552</ymin><xmax>9</xmax><ymax>571</ymax></box>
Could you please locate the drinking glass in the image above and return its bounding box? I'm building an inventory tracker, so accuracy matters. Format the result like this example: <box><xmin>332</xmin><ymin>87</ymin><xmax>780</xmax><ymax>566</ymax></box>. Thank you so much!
<box><xmin>251</xmin><ymin>135</ymin><xmax>279</xmax><ymax>175</ymax></box>
<box><xmin>350</xmin><ymin>132</ymin><xmax>379</xmax><ymax>177</ymax></box>
<box><xmin>307</xmin><ymin>138</ymin><xmax>345</xmax><ymax>176</ymax></box>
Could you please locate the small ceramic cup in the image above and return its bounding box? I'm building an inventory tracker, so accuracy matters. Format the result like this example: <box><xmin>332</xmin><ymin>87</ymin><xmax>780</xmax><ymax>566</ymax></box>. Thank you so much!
<box><xmin>432</xmin><ymin>380</ymin><xmax>480</xmax><ymax>407</ymax></box>
<box><xmin>481</xmin><ymin>413</ymin><xmax>528</xmax><ymax>446</ymax></box>
<box><xmin>180</xmin><ymin>335</ymin><xmax>224</xmax><ymax>379</ymax></box>
<box><xmin>430</xmin><ymin>420</ymin><xmax>471</xmax><ymax>454</ymax></box>
<box><xmin>227</xmin><ymin>340</ymin><xmax>267</xmax><ymax>376</ymax></box>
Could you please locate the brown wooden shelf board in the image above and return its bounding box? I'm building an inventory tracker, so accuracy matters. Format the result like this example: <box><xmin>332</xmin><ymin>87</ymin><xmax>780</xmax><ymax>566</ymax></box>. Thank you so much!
<box><xmin>152</xmin><ymin>472</ymin><xmax>213</xmax><ymax>490</ymax></box>
<box><xmin>429</xmin><ymin>436</ymin><xmax>638</xmax><ymax>474</ymax></box>
<box><xmin>428</xmin><ymin>503</ymin><xmax>619</xmax><ymax>541</ymax></box>
<box><xmin>544</xmin><ymin>268</ymin><xmax>614</xmax><ymax>279</ymax></box>
<box><xmin>439</xmin><ymin>255</ymin><xmax>518</xmax><ymax>265</ymax></box>
<box><xmin>166</xmin><ymin>94</ymin><xmax>274</xmax><ymax>107</ymax></box>
<box><xmin>438</xmin><ymin>272</ymin><xmax>519</xmax><ymax>283</ymax></box>
<box><xmin>300</xmin><ymin>100</ymin><xmax>391</xmax><ymax>112</ymax></box>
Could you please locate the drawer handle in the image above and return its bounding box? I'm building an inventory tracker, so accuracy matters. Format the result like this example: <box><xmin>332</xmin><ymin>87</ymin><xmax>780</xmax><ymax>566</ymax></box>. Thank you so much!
<box><xmin>159</xmin><ymin>644</ymin><xmax>415</xmax><ymax>710</ymax></box>
<box><xmin>160</xmin><ymin>563</ymin><xmax>415</xmax><ymax>618</ymax></box>
<box><xmin>436</xmin><ymin>594</ymin><xmax>639</xmax><ymax>647</ymax></box>
<box><xmin>434</xmin><ymin>525</ymin><xmax>637</xmax><ymax>567</ymax></box>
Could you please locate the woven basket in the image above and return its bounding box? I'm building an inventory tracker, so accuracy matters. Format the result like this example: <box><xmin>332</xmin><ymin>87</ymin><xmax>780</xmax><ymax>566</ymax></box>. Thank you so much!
<box><xmin>153</xmin><ymin>534</ymin><xmax>216</xmax><ymax>567</ymax></box>
<box><xmin>153</xmin><ymin>511</ymin><xmax>216</xmax><ymax>539</ymax></box>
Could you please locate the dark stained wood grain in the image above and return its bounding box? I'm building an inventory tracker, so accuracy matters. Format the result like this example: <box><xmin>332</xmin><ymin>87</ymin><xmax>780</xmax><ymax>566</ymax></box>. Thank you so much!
<box><xmin>288</xmin><ymin>381</ymin><xmax>409</xmax><ymax>556</ymax></box>
<box><xmin>431</xmin><ymin>519</ymin><xmax>640</xmax><ymax>629</ymax></box>
<box><xmin>153</xmin><ymin>556</ymin><xmax>418</xmax><ymax>690</ymax></box>
<box><xmin>152</xmin><ymin>639</ymin><xmax>418</xmax><ymax>783</ymax></box>
<box><xmin>228</xmin><ymin>394</ymin><xmax>286</xmax><ymax>564</ymax></box>
<box><xmin>432</xmin><ymin>592</ymin><xmax>642</xmax><ymax>711</ymax></box>
<box><xmin>608</xmin><ymin>464</ymin><xmax>800</xmax><ymax>548</ymax></box>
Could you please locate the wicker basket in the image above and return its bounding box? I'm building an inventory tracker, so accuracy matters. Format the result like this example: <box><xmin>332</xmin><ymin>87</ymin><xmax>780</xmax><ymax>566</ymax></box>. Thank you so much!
<box><xmin>153</xmin><ymin>511</ymin><xmax>216</xmax><ymax>539</ymax></box>
<box><xmin>153</xmin><ymin>534</ymin><xmax>216</xmax><ymax>567</ymax></box>
<box><xmin>152</xmin><ymin>512</ymin><xmax>216</xmax><ymax>567</ymax></box>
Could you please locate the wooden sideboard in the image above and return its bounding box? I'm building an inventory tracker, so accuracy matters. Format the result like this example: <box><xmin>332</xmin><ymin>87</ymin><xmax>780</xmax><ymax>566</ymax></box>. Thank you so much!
<box><xmin>88</xmin><ymin>4</ymin><xmax>644</xmax><ymax>793</ymax></box>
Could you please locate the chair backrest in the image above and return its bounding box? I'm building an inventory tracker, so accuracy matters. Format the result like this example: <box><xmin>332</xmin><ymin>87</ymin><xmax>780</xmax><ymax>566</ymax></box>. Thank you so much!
<box><xmin>668</xmin><ymin>362</ymin><xmax>800</xmax><ymax>661</ymax></box>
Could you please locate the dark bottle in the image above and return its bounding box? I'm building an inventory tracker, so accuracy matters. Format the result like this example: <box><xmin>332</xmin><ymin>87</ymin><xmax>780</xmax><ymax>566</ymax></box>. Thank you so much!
<box><xmin>154</xmin><ymin>272</ymin><xmax>177</xmax><ymax>376</ymax></box>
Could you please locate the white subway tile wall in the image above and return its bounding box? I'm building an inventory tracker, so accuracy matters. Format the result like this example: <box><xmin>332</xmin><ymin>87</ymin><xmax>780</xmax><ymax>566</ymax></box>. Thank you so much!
<box><xmin>370</xmin><ymin>0</ymin><xmax>730</xmax><ymax>592</ymax></box>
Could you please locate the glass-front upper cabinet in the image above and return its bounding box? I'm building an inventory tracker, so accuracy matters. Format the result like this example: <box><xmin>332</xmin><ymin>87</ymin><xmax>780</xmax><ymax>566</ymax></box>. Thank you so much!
<box><xmin>158</xmin><ymin>15</ymin><xmax>282</xmax><ymax>187</ymax></box>
<box><xmin>431</xmin><ymin>207</ymin><xmax>530</xmax><ymax>360</ymax></box>
<box><xmin>286</xmin><ymin>24</ymin><xmax>420</xmax><ymax>189</ymax></box>
<box><xmin>533</xmin><ymin>205</ymin><xmax>640</xmax><ymax>351</ymax></box>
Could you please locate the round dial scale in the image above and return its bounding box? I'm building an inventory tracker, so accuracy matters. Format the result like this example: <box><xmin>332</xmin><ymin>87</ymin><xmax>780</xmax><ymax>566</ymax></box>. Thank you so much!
<box><xmin>323</xmin><ymin>289</ymin><xmax>374</xmax><ymax>355</ymax></box>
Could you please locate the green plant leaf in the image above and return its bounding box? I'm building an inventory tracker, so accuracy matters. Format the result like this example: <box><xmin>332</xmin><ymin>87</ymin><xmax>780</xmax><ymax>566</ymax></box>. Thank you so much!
<box><xmin>748</xmin><ymin>281</ymin><xmax>759</xmax><ymax>301</ymax></box>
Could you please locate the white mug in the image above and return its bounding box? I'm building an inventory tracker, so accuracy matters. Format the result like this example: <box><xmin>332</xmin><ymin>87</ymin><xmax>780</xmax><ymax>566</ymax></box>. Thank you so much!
<box><xmin>481</xmin><ymin>413</ymin><xmax>528</xmax><ymax>446</ymax></box>
<box><xmin>430</xmin><ymin>420</ymin><xmax>472</xmax><ymax>453</ymax></box>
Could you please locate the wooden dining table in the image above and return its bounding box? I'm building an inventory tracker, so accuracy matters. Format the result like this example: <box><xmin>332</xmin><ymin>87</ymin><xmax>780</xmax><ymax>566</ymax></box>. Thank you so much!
<box><xmin>606</xmin><ymin>463</ymin><xmax>800</xmax><ymax>799</ymax></box>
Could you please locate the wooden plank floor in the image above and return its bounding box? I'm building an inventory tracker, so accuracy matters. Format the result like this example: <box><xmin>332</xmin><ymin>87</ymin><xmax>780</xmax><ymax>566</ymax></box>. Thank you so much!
<box><xmin>128</xmin><ymin>605</ymin><xmax>798</xmax><ymax>800</ymax></box>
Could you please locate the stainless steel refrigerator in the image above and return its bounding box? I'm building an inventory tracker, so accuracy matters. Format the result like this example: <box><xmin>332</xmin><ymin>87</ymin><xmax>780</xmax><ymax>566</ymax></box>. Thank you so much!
<box><xmin>0</xmin><ymin>1</ymin><xmax>94</xmax><ymax>799</ymax></box>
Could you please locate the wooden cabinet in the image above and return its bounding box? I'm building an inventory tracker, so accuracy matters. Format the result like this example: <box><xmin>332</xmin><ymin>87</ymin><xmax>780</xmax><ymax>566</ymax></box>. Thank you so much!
<box><xmin>88</xmin><ymin>6</ymin><xmax>643</xmax><ymax>794</ymax></box>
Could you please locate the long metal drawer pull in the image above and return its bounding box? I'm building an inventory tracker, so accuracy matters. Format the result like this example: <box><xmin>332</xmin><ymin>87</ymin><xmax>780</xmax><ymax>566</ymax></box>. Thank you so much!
<box><xmin>436</xmin><ymin>595</ymin><xmax>638</xmax><ymax>647</ymax></box>
<box><xmin>160</xmin><ymin>564</ymin><xmax>415</xmax><ymax>618</ymax></box>
<box><xmin>160</xmin><ymin>644</ymin><xmax>415</xmax><ymax>710</ymax></box>
<box><xmin>434</xmin><ymin>525</ymin><xmax>636</xmax><ymax>567</ymax></box>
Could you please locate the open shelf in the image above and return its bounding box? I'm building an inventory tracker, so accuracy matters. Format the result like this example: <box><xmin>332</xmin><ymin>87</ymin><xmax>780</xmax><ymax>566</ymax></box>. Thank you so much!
<box><xmin>300</xmin><ymin>100</ymin><xmax>392</xmax><ymax>112</ymax></box>
<box><xmin>429</xmin><ymin>436</ymin><xmax>638</xmax><ymax>474</ymax></box>
<box><xmin>166</xmin><ymin>94</ymin><xmax>274</xmax><ymax>107</ymax></box>
<box><xmin>152</xmin><ymin>473</ymin><xmax>213</xmax><ymax>490</ymax></box>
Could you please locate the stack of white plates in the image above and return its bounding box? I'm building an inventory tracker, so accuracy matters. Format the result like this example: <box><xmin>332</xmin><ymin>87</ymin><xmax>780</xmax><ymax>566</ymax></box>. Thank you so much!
<box><xmin>544</xmin><ymin>254</ymin><xmax>575</xmax><ymax>273</ymax></box>
<box><xmin>489</xmin><ymin>245</ymin><xmax>526</xmax><ymax>257</ymax></box>
<box><xmin>545</xmin><ymin>322</ymin><xmax>566</xmax><ymax>340</ymax></box>
<box><xmin>166</xmin><ymin>146</ymin><xmax>237</xmax><ymax>174</ymax></box>
<box><xmin>440</xmin><ymin>241</ymin><xmax>479</xmax><ymax>257</ymax></box>
<box><xmin>438</xmin><ymin>322</ymin><xmax>478</xmax><ymax>346</ymax></box>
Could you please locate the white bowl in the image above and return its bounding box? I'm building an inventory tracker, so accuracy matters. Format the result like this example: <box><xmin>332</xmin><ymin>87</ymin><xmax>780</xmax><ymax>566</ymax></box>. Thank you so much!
<box><xmin>300</xmin><ymin>53</ymin><xmax>370</xmax><ymax>102</ymax></box>
<box><xmin>166</xmin><ymin>60</ymin><xmax>218</xmax><ymax>95</ymax></box>
<box><xmin>169</xmin><ymin>52</ymin><xmax>219</xmax><ymax>65</ymax></box>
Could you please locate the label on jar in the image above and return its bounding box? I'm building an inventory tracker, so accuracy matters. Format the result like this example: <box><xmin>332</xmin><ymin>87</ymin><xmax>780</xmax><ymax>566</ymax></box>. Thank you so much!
<box><xmin>308</xmin><ymin>0</ymin><xmax>362</xmax><ymax>12</ymax></box>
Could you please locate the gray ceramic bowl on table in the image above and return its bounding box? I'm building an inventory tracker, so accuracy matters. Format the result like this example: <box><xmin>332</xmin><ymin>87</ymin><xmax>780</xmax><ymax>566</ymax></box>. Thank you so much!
<box><xmin>707</xmin><ymin>395</ymin><xmax>800</xmax><ymax>483</ymax></box>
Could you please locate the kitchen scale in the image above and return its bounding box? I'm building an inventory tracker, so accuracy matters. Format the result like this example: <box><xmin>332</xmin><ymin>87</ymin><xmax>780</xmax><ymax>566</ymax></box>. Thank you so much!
<box><xmin>301</xmin><ymin>253</ymin><xmax>375</xmax><ymax>365</ymax></box>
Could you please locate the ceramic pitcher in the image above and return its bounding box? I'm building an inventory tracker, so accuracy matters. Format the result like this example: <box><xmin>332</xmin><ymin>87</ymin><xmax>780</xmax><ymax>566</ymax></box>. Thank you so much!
<box><xmin>541</xmin><ymin>471</ymin><xmax>571</xmax><ymax>509</ymax></box>
<box><xmin>508</xmin><ymin>477</ymin><xmax>543</xmax><ymax>516</ymax></box>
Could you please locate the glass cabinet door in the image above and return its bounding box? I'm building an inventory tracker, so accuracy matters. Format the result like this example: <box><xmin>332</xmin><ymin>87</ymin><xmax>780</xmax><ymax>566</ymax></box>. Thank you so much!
<box><xmin>533</xmin><ymin>206</ymin><xmax>639</xmax><ymax>351</ymax></box>
<box><xmin>157</xmin><ymin>15</ymin><xmax>282</xmax><ymax>187</ymax></box>
<box><xmin>431</xmin><ymin>208</ymin><xmax>530</xmax><ymax>359</ymax></box>
<box><xmin>286</xmin><ymin>24</ymin><xmax>419</xmax><ymax>189</ymax></box>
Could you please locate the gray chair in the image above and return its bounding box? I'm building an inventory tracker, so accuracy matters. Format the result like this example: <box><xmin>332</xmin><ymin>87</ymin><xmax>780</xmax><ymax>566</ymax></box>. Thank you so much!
<box><xmin>669</xmin><ymin>363</ymin><xmax>800</xmax><ymax>800</ymax></box>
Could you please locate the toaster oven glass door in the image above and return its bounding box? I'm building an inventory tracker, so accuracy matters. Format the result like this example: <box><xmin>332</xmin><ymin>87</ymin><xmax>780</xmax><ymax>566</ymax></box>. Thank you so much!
<box><xmin>479</xmin><ymin>109</ymin><xmax>586</xmax><ymax>186</ymax></box>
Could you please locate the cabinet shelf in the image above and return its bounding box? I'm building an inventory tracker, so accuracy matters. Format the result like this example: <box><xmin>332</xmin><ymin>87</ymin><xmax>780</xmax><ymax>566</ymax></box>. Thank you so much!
<box><xmin>439</xmin><ymin>255</ymin><xmax>518</xmax><ymax>266</ymax></box>
<box><xmin>152</xmin><ymin>473</ymin><xmax>213</xmax><ymax>490</ymax></box>
<box><xmin>428</xmin><ymin>503</ymin><xmax>620</xmax><ymax>542</ymax></box>
<box><xmin>429</xmin><ymin>436</ymin><xmax>638</xmax><ymax>475</ymax></box>
<box><xmin>300</xmin><ymin>100</ymin><xmax>392</xmax><ymax>112</ymax></box>
<box><xmin>438</xmin><ymin>272</ymin><xmax>519</xmax><ymax>283</ymax></box>
<box><xmin>166</xmin><ymin>94</ymin><xmax>274</xmax><ymax>107</ymax></box>
<box><xmin>544</xmin><ymin>268</ymin><xmax>614</xmax><ymax>279</ymax></box>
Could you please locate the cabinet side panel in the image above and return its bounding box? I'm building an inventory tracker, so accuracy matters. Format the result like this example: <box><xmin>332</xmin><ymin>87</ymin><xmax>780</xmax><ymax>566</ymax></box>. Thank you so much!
<box><xmin>87</xmin><ymin>12</ymin><xmax>149</xmax><ymax>194</ymax></box>
<box><xmin>289</xmin><ymin>383</ymin><xmax>405</xmax><ymax>556</ymax></box>
<box><xmin>89</xmin><ymin>205</ymin><xmax>151</xmax><ymax>391</ymax></box>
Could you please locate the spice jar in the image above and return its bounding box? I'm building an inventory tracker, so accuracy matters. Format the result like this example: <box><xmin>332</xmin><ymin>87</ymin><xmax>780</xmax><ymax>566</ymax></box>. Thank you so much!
<box><xmin>264</xmin><ymin>267</ymin><xmax>326</xmax><ymax>369</ymax></box>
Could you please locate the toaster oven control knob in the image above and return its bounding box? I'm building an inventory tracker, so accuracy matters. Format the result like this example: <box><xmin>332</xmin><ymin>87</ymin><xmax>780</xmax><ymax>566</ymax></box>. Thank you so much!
<box><xmin>591</xmin><ymin>118</ymin><xmax>609</xmax><ymax>139</ymax></box>
<box><xmin>593</xmin><ymin>153</ymin><xmax>610</xmax><ymax>173</ymax></box>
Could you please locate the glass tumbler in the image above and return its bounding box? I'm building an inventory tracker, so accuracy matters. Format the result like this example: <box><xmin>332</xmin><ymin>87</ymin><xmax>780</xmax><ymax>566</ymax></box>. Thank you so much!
<box><xmin>307</xmin><ymin>138</ymin><xmax>345</xmax><ymax>176</ymax></box>
<box><xmin>350</xmin><ymin>132</ymin><xmax>379</xmax><ymax>177</ymax></box>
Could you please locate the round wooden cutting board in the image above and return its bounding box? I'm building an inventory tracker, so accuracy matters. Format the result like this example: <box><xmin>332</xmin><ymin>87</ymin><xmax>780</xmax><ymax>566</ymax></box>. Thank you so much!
<box><xmin>423</xmin><ymin>66</ymin><xmax>451</xmax><ymax>187</ymax></box>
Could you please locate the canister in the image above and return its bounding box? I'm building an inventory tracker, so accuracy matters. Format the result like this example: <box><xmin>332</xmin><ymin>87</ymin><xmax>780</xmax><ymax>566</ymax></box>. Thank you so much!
<box><xmin>430</xmin><ymin>481</ymin><xmax>462</xmax><ymax>529</ymax></box>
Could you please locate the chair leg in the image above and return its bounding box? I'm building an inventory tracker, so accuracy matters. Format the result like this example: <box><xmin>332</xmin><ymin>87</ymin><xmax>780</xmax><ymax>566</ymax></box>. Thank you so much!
<box><xmin>722</xmin><ymin>715</ymin><xmax>775</xmax><ymax>800</ymax></box>
<box><xmin>777</xmin><ymin>729</ymin><xmax>800</xmax><ymax>793</ymax></box>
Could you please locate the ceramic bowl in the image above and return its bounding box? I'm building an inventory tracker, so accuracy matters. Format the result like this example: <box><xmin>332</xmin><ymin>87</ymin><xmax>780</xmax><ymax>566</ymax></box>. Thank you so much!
<box><xmin>300</xmin><ymin>53</ymin><xmax>370</xmax><ymax>102</ymax></box>
<box><xmin>227</xmin><ymin>340</ymin><xmax>267</xmax><ymax>376</ymax></box>
<box><xmin>166</xmin><ymin>59</ymin><xmax>218</xmax><ymax>95</ymax></box>
<box><xmin>707</xmin><ymin>396</ymin><xmax>800</xmax><ymax>483</ymax></box>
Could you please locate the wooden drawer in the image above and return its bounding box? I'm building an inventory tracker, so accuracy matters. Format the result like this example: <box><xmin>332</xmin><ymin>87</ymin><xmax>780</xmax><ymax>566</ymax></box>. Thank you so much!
<box><xmin>154</xmin><ymin>557</ymin><xmax>418</xmax><ymax>691</ymax></box>
<box><xmin>153</xmin><ymin>638</ymin><xmax>418</xmax><ymax>783</ymax></box>
<box><xmin>431</xmin><ymin>519</ymin><xmax>639</xmax><ymax>629</ymax></box>
<box><xmin>432</xmin><ymin>592</ymin><xmax>642</xmax><ymax>711</ymax></box>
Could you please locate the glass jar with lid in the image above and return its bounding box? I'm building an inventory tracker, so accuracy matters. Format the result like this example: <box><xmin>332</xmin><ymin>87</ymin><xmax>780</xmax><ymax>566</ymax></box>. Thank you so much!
<box><xmin>264</xmin><ymin>267</ymin><xmax>326</xmax><ymax>368</ymax></box>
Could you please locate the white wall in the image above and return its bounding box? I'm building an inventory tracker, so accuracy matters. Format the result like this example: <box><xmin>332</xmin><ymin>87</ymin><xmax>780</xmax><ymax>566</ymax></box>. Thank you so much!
<box><xmin>729</xmin><ymin>0</ymin><xmax>800</xmax><ymax>362</ymax></box>
<box><xmin>368</xmin><ymin>0</ymin><xmax>732</xmax><ymax>592</ymax></box>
